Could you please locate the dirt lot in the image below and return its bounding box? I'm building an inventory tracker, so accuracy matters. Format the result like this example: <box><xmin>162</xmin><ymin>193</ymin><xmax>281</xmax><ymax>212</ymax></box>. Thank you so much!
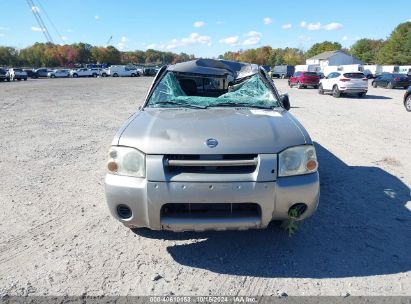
<box><xmin>0</xmin><ymin>77</ymin><xmax>410</xmax><ymax>296</ymax></box>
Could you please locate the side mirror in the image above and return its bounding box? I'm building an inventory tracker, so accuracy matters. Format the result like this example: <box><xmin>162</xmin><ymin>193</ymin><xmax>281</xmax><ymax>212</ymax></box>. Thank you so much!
<box><xmin>280</xmin><ymin>93</ymin><xmax>290</xmax><ymax>111</ymax></box>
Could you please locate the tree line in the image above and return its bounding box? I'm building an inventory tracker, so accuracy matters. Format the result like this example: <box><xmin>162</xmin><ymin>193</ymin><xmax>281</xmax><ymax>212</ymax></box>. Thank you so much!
<box><xmin>0</xmin><ymin>42</ymin><xmax>195</xmax><ymax>67</ymax></box>
<box><xmin>1</xmin><ymin>22</ymin><xmax>410</xmax><ymax>68</ymax></box>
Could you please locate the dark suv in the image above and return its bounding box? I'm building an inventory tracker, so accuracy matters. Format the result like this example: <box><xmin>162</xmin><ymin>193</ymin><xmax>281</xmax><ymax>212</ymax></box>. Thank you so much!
<box><xmin>288</xmin><ymin>71</ymin><xmax>320</xmax><ymax>89</ymax></box>
<box><xmin>271</xmin><ymin>65</ymin><xmax>295</xmax><ymax>79</ymax></box>
<box><xmin>0</xmin><ymin>68</ymin><xmax>10</xmax><ymax>82</ymax></box>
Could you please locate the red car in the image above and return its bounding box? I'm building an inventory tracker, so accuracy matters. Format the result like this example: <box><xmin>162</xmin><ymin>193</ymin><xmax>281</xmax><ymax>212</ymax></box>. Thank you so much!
<box><xmin>288</xmin><ymin>71</ymin><xmax>320</xmax><ymax>89</ymax></box>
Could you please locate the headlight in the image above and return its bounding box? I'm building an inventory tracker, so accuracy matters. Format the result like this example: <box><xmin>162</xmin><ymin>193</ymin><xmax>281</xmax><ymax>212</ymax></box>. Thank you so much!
<box><xmin>278</xmin><ymin>145</ymin><xmax>318</xmax><ymax>177</ymax></box>
<box><xmin>107</xmin><ymin>146</ymin><xmax>145</xmax><ymax>177</ymax></box>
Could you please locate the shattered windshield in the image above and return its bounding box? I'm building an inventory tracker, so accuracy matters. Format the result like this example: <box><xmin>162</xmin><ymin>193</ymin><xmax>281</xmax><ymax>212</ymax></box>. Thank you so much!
<box><xmin>146</xmin><ymin>71</ymin><xmax>279</xmax><ymax>109</ymax></box>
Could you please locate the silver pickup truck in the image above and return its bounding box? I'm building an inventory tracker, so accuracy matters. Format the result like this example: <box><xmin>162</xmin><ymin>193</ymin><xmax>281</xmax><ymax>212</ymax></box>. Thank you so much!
<box><xmin>104</xmin><ymin>59</ymin><xmax>320</xmax><ymax>231</ymax></box>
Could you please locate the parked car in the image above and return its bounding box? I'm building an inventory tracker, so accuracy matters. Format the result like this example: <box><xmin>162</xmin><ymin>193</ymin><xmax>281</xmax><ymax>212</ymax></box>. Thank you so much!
<box><xmin>23</xmin><ymin>69</ymin><xmax>38</xmax><ymax>79</ymax></box>
<box><xmin>104</xmin><ymin>58</ymin><xmax>320</xmax><ymax>231</ymax></box>
<box><xmin>35</xmin><ymin>68</ymin><xmax>52</xmax><ymax>78</ymax></box>
<box><xmin>0</xmin><ymin>67</ymin><xmax>10</xmax><ymax>82</ymax></box>
<box><xmin>371</xmin><ymin>73</ymin><xmax>411</xmax><ymax>89</ymax></box>
<box><xmin>319</xmin><ymin>72</ymin><xmax>368</xmax><ymax>98</ymax></box>
<box><xmin>70</xmin><ymin>68</ymin><xmax>93</xmax><ymax>78</ymax></box>
<box><xmin>288</xmin><ymin>71</ymin><xmax>320</xmax><ymax>89</ymax></box>
<box><xmin>403</xmin><ymin>87</ymin><xmax>411</xmax><ymax>112</ymax></box>
<box><xmin>271</xmin><ymin>65</ymin><xmax>295</xmax><ymax>79</ymax></box>
<box><xmin>47</xmin><ymin>69</ymin><xmax>70</xmax><ymax>78</ymax></box>
<box><xmin>142</xmin><ymin>67</ymin><xmax>158</xmax><ymax>76</ymax></box>
<box><xmin>9</xmin><ymin>68</ymin><xmax>28</xmax><ymax>81</ymax></box>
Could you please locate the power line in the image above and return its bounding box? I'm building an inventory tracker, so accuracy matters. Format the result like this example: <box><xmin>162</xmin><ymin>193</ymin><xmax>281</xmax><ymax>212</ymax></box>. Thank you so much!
<box><xmin>34</xmin><ymin>0</ymin><xmax>65</xmax><ymax>43</ymax></box>
<box><xmin>25</xmin><ymin>0</ymin><xmax>54</xmax><ymax>43</ymax></box>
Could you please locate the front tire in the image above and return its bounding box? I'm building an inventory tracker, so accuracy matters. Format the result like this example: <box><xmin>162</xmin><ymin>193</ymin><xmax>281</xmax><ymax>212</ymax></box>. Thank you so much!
<box><xmin>372</xmin><ymin>81</ymin><xmax>377</xmax><ymax>88</ymax></box>
<box><xmin>358</xmin><ymin>92</ymin><xmax>366</xmax><ymax>97</ymax></box>
<box><xmin>297</xmin><ymin>81</ymin><xmax>303</xmax><ymax>89</ymax></box>
<box><xmin>332</xmin><ymin>85</ymin><xmax>340</xmax><ymax>98</ymax></box>
<box><xmin>288</xmin><ymin>81</ymin><xmax>292</xmax><ymax>88</ymax></box>
<box><xmin>113</xmin><ymin>73</ymin><xmax>119</xmax><ymax>77</ymax></box>
<box><xmin>72</xmin><ymin>74</ymin><xmax>78</xmax><ymax>78</ymax></box>
<box><xmin>387</xmin><ymin>82</ymin><xmax>394</xmax><ymax>89</ymax></box>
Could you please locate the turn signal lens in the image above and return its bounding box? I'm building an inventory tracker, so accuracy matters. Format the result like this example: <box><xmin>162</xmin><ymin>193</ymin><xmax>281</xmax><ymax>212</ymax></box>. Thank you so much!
<box><xmin>306</xmin><ymin>159</ymin><xmax>318</xmax><ymax>171</ymax></box>
<box><xmin>107</xmin><ymin>161</ymin><xmax>118</xmax><ymax>172</ymax></box>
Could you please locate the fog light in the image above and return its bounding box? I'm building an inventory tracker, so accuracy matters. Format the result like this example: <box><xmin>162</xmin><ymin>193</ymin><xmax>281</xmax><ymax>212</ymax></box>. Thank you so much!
<box><xmin>117</xmin><ymin>204</ymin><xmax>132</xmax><ymax>219</ymax></box>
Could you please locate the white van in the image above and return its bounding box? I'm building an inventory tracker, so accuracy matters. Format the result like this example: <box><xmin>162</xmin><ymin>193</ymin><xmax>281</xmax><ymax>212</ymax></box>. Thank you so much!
<box><xmin>106</xmin><ymin>65</ymin><xmax>140</xmax><ymax>77</ymax></box>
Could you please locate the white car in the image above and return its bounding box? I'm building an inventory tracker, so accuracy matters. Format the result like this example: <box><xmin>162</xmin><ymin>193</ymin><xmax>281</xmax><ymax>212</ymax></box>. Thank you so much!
<box><xmin>319</xmin><ymin>72</ymin><xmax>368</xmax><ymax>98</ymax></box>
<box><xmin>47</xmin><ymin>69</ymin><xmax>70</xmax><ymax>78</ymax></box>
<box><xmin>70</xmin><ymin>68</ymin><xmax>93</xmax><ymax>78</ymax></box>
<box><xmin>9</xmin><ymin>68</ymin><xmax>28</xmax><ymax>81</ymax></box>
<box><xmin>106</xmin><ymin>65</ymin><xmax>140</xmax><ymax>77</ymax></box>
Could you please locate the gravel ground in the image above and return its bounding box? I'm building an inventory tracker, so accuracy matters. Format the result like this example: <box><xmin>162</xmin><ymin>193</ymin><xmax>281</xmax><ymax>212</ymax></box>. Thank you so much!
<box><xmin>0</xmin><ymin>77</ymin><xmax>410</xmax><ymax>296</ymax></box>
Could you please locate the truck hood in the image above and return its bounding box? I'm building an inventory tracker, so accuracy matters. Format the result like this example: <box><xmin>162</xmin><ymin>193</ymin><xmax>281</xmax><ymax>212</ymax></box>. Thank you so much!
<box><xmin>116</xmin><ymin>108</ymin><xmax>310</xmax><ymax>154</ymax></box>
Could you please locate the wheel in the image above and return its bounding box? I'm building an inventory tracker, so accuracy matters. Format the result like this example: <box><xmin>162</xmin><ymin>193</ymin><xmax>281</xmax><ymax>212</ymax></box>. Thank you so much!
<box><xmin>6</xmin><ymin>77</ymin><xmax>10</xmax><ymax>82</ymax></box>
<box><xmin>93</xmin><ymin>73</ymin><xmax>97</xmax><ymax>77</ymax></box>
<box><xmin>405</xmin><ymin>95</ymin><xmax>411</xmax><ymax>112</ymax></box>
<box><xmin>102</xmin><ymin>73</ymin><xmax>107</xmax><ymax>77</ymax></box>
<box><xmin>387</xmin><ymin>82</ymin><xmax>394</xmax><ymax>89</ymax></box>
<box><xmin>72</xmin><ymin>73</ymin><xmax>78</xmax><ymax>78</ymax></box>
<box><xmin>23</xmin><ymin>78</ymin><xmax>27</xmax><ymax>81</ymax></box>
<box><xmin>51</xmin><ymin>75</ymin><xmax>55</xmax><ymax>78</ymax></box>
<box><xmin>313</xmin><ymin>85</ymin><xmax>319</xmax><ymax>89</ymax></box>
<box><xmin>332</xmin><ymin>85</ymin><xmax>340</xmax><ymax>98</ymax></box>
<box><xmin>358</xmin><ymin>92</ymin><xmax>366</xmax><ymax>97</ymax></box>
<box><xmin>372</xmin><ymin>81</ymin><xmax>377</xmax><ymax>88</ymax></box>
<box><xmin>318</xmin><ymin>84</ymin><xmax>324</xmax><ymax>95</ymax></box>
<box><xmin>131</xmin><ymin>73</ymin><xmax>136</xmax><ymax>77</ymax></box>
<box><xmin>288</xmin><ymin>81</ymin><xmax>292</xmax><ymax>87</ymax></box>
<box><xmin>297</xmin><ymin>81</ymin><xmax>303</xmax><ymax>89</ymax></box>
<box><xmin>113</xmin><ymin>73</ymin><xmax>118</xmax><ymax>77</ymax></box>
<box><xmin>17</xmin><ymin>78</ymin><xmax>21</xmax><ymax>81</ymax></box>
<box><xmin>281</xmin><ymin>74</ymin><xmax>285</xmax><ymax>79</ymax></box>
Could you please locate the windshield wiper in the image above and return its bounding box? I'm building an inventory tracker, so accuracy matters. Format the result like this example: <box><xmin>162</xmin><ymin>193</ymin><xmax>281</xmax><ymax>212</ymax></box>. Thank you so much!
<box><xmin>207</xmin><ymin>102</ymin><xmax>273</xmax><ymax>109</ymax></box>
<box><xmin>149</xmin><ymin>101</ymin><xmax>206</xmax><ymax>109</ymax></box>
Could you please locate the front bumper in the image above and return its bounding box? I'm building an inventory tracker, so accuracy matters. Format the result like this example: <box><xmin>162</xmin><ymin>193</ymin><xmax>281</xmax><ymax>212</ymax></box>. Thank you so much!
<box><xmin>104</xmin><ymin>172</ymin><xmax>320</xmax><ymax>231</ymax></box>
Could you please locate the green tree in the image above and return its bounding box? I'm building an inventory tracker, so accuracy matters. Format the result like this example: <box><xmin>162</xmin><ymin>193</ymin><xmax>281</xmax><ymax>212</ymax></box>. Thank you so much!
<box><xmin>377</xmin><ymin>21</ymin><xmax>411</xmax><ymax>64</ymax></box>
<box><xmin>350</xmin><ymin>39</ymin><xmax>383</xmax><ymax>64</ymax></box>
<box><xmin>305</xmin><ymin>41</ymin><xmax>342</xmax><ymax>59</ymax></box>
<box><xmin>0</xmin><ymin>46</ymin><xmax>19</xmax><ymax>66</ymax></box>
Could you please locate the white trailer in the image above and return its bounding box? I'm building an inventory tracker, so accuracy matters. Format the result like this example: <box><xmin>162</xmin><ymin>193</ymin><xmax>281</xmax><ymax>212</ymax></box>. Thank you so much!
<box><xmin>323</xmin><ymin>64</ymin><xmax>364</xmax><ymax>77</ymax></box>
<box><xmin>399</xmin><ymin>65</ymin><xmax>411</xmax><ymax>75</ymax></box>
<box><xmin>363</xmin><ymin>65</ymin><xmax>382</xmax><ymax>78</ymax></box>
<box><xmin>295</xmin><ymin>64</ymin><xmax>320</xmax><ymax>73</ymax></box>
<box><xmin>382</xmin><ymin>65</ymin><xmax>399</xmax><ymax>73</ymax></box>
